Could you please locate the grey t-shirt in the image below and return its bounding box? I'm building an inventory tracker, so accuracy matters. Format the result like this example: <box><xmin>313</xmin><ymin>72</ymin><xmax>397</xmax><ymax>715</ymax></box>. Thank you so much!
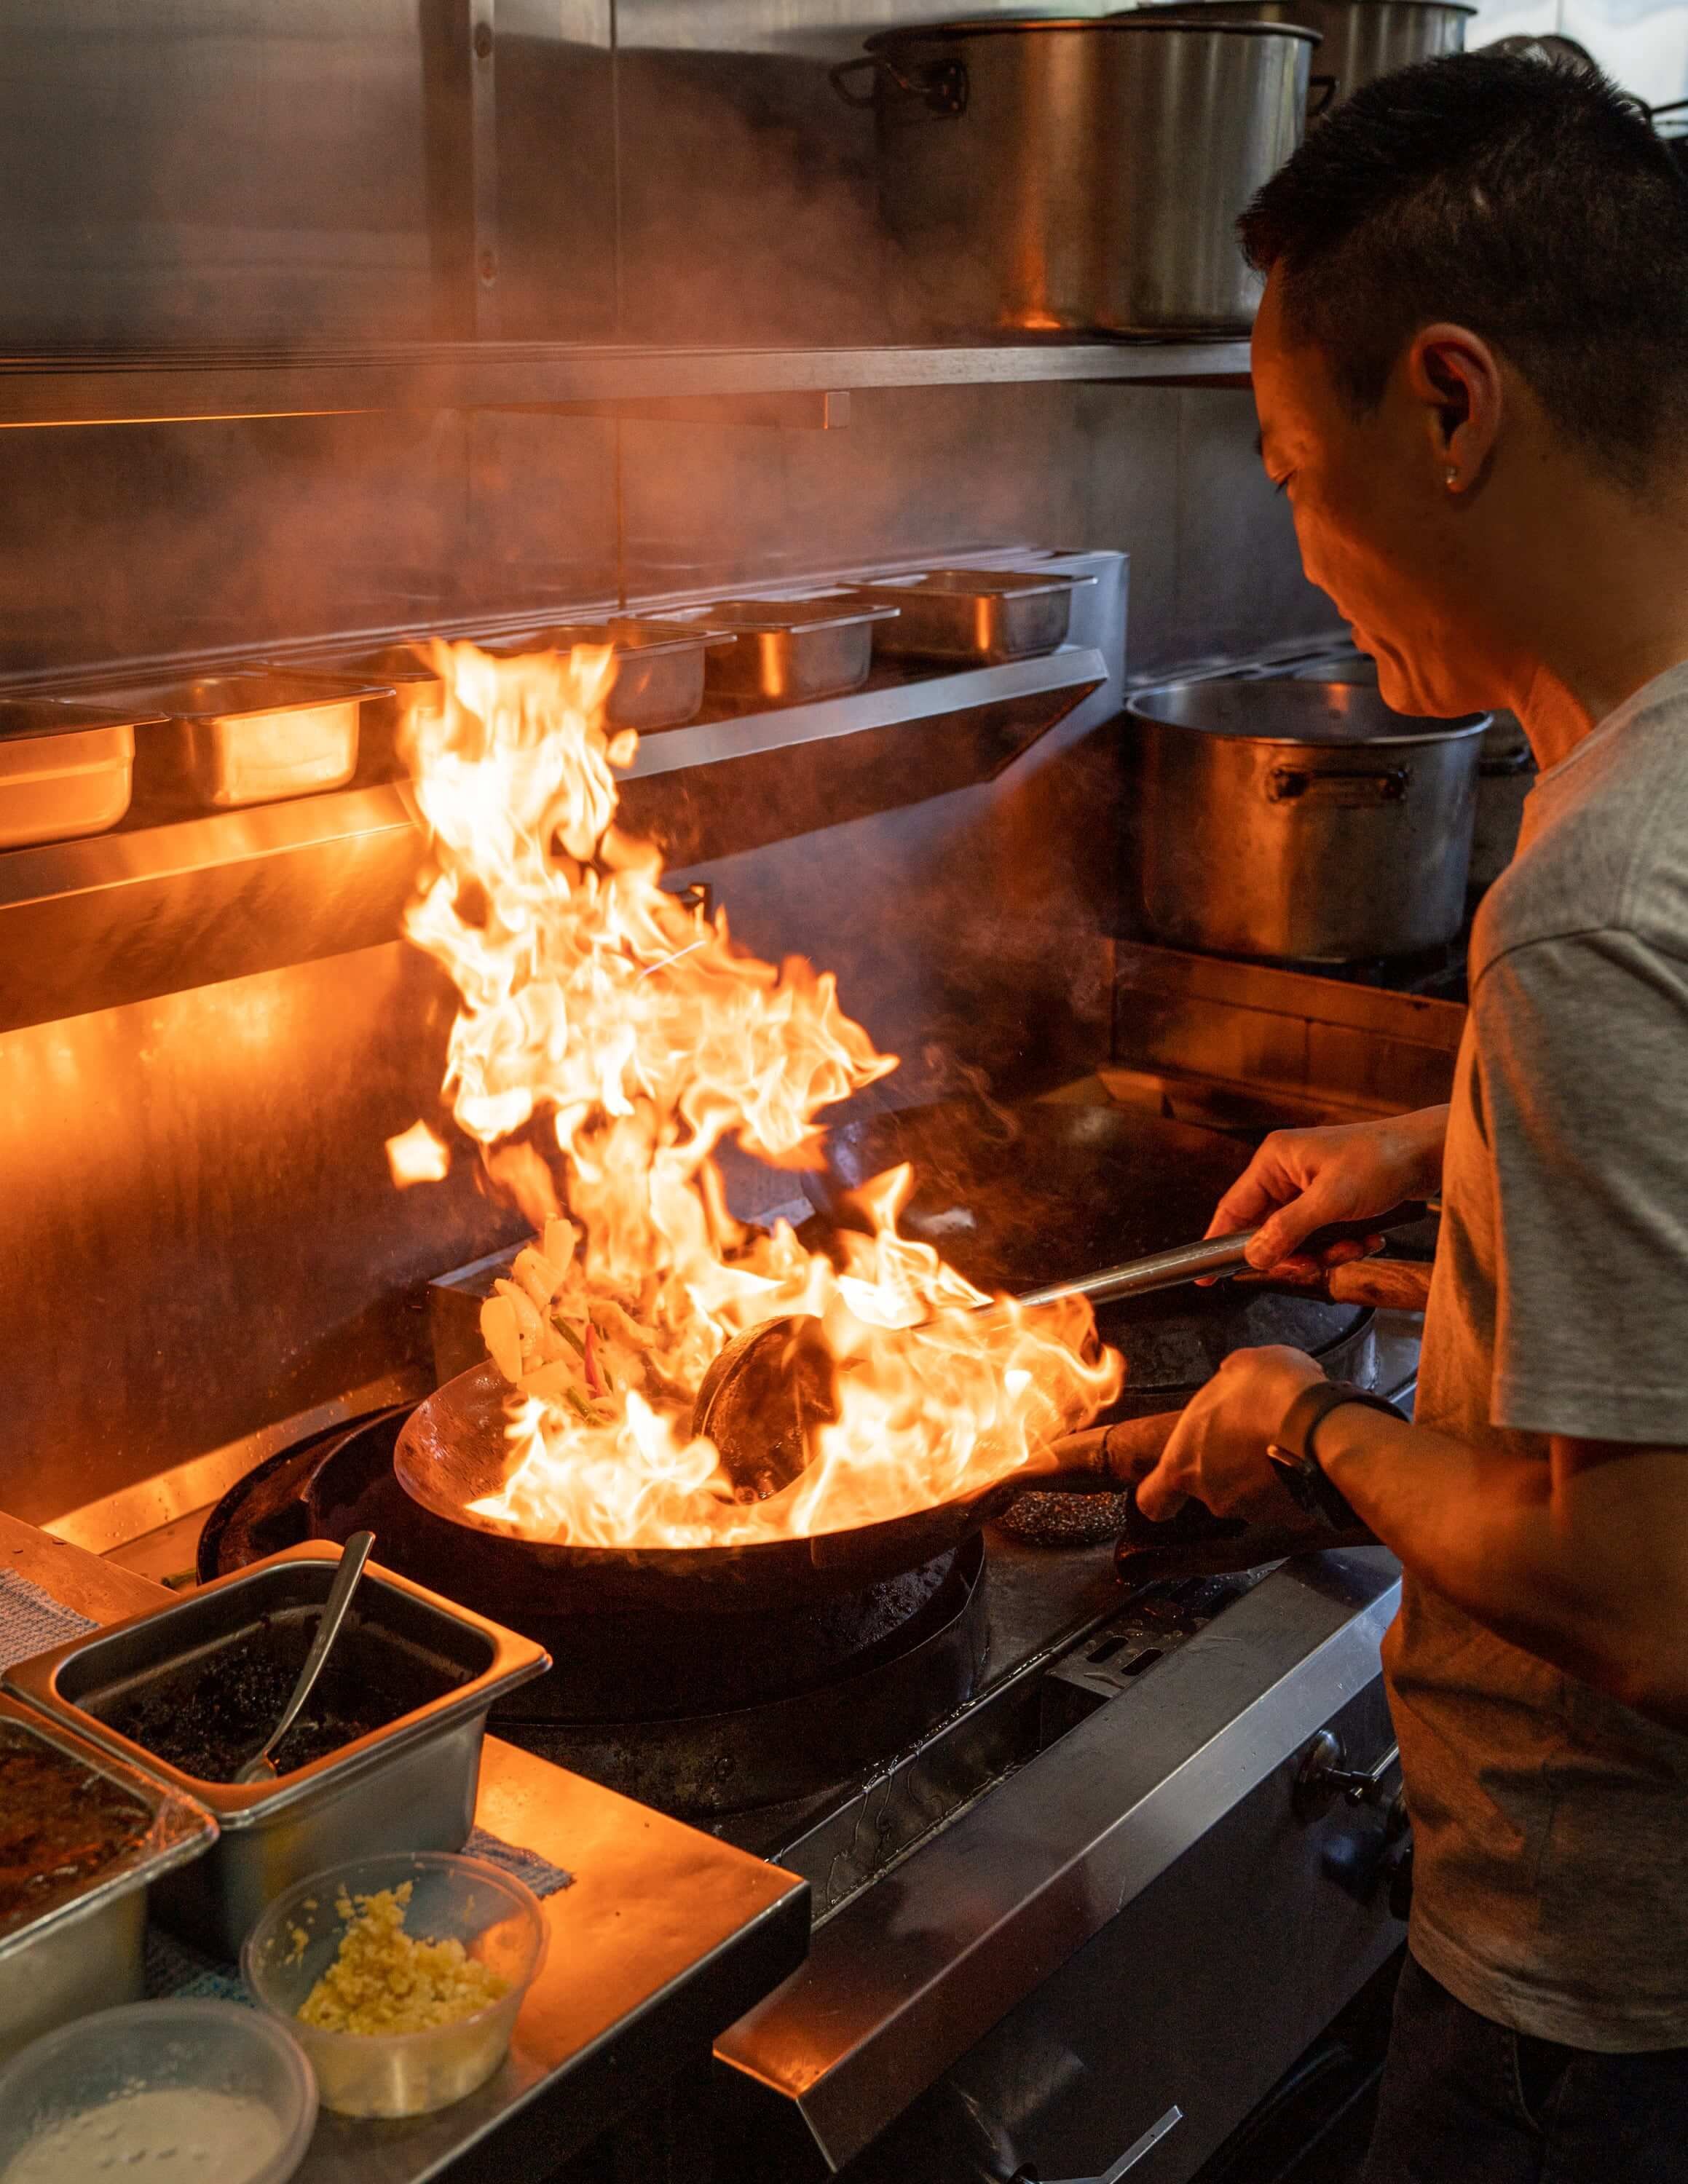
<box><xmin>1403</xmin><ymin>658</ymin><xmax>1688</xmax><ymax>2050</ymax></box>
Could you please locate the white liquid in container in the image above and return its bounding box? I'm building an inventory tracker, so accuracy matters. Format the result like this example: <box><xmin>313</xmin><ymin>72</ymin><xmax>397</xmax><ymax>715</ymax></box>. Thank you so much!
<box><xmin>1</xmin><ymin>2087</ymin><xmax>285</xmax><ymax>2182</ymax></box>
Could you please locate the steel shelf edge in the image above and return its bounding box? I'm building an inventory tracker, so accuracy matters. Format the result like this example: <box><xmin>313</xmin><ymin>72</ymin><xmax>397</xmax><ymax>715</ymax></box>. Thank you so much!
<box><xmin>625</xmin><ymin>649</ymin><xmax>1108</xmax><ymax>778</ymax></box>
<box><xmin>0</xmin><ymin>653</ymin><xmax>1108</xmax><ymax>1031</ymax></box>
<box><xmin>0</xmin><ymin>341</ymin><xmax>1253</xmax><ymax>427</ymax></box>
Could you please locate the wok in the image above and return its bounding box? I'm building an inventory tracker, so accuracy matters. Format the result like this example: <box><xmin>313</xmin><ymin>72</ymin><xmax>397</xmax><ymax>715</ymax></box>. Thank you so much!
<box><xmin>395</xmin><ymin>1101</ymin><xmax>1402</xmax><ymax>1610</ymax></box>
<box><xmin>395</xmin><ymin>1357</ymin><xmax>1184</xmax><ymax>1611</ymax></box>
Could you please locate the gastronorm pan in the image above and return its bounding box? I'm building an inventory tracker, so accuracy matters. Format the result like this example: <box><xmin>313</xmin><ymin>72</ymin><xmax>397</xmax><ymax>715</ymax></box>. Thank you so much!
<box><xmin>5</xmin><ymin>1541</ymin><xmax>548</xmax><ymax>1957</ymax></box>
<box><xmin>0</xmin><ymin>695</ymin><xmax>168</xmax><ymax>849</ymax></box>
<box><xmin>0</xmin><ymin>1694</ymin><xmax>216</xmax><ymax>2060</ymax></box>
<box><xmin>482</xmin><ymin>617</ymin><xmax>735</xmax><ymax>731</ymax></box>
<box><xmin>667</xmin><ymin>597</ymin><xmax>902</xmax><ymax>704</ymax></box>
<box><xmin>843</xmin><ymin>567</ymin><xmax>1095</xmax><ymax>662</ymax></box>
<box><xmin>109</xmin><ymin>669</ymin><xmax>393</xmax><ymax>811</ymax></box>
<box><xmin>283</xmin><ymin>644</ymin><xmax>446</xmax><ymax>780</ymax></box>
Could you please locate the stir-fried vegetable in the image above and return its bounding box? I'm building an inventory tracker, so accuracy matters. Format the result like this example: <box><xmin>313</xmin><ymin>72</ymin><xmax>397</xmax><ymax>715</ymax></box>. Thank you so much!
<box><xmin>478</xmin><ymin>1216</ymin><xmax>647</xmax><ymax>1414</ymax></box>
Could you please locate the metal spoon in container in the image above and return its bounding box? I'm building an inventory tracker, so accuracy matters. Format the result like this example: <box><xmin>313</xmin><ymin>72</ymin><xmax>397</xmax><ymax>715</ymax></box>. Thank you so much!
<box><xmin>234</xmin><ymin>1530</ymin><xmax>376</xmax><ymax>1784</ymax></box>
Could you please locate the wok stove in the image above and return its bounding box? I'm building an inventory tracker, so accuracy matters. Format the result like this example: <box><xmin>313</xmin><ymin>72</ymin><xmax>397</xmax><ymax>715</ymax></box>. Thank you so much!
<box><xmin>197</xmin><ymin>1353</ymin><xmax>1412</xmax><ymax>2184</ymax></box>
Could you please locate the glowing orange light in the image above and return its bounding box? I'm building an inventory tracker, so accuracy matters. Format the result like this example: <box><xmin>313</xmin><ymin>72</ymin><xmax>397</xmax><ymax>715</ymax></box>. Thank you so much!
<box><xmin>386</xmin><ymin>1120</ymin><xmax>451</xmax><ymax>1187</ymax></box>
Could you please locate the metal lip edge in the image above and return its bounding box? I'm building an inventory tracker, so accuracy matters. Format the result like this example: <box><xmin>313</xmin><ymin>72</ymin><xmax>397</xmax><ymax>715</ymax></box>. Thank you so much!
<box><xmin>1124</xmin><ymin>684</ymin><xmax>1491</xmax><ymax>748</ymax></box>
<box><xmin>666</xmin><ymin>600</ymin><xmax>904</xmax><ymax>635</ymax></box>
<box><xmin>4</xmin><ymin>1541</ymin><xmax>551</xmax><ymax>1823</ymax></box>
<box><xmin>717</xmin><ymin>1570</ymin><xmax>1401</xmax><ymax>2154</ymax></box>
<box><xmin>83</xmin><ymin>669</ymin><xmax>396</xmax><ymax>721</ymax></box>
<box><xmin>484</xmin><ymin>623</ymin><xmax>732</xmax><ymax>662</ymax></box>
<box><xmin>0</xmin><ymin>1692</ymin><xmax>218</xmax><ymax>1961</ymax></box>
<box><xmin>626</xmin><ymin>647</ymin><xmax>1110</xmax><ymax>780</ymax></box>
<box><xmin>0</xmin><ymin>697</ymin><xmax>169</xmax><ymax>745</ymax></box>
<box><xmin>0</xmin><ymin>343</ymin><xmax>1253</xmax><ymax>427</ymax></box>
<box><xmin>866</xmin><ymin>15</ymin><xmax>1322</xmax><ymax>41</ymax></box>
<box><xmin>845</xmin><ymin>571</ymin><xmax>1099</xmax><ymax>601</ymax></box>
<box><xmin>0</xmin><ymin>781</ymin><xmax>421</xmax><ymax>906</ymax></box>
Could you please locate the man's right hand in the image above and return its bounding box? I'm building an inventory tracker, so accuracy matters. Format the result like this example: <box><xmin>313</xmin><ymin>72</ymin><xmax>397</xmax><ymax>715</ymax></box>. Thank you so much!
<box><xmin>1205</xmin><ymin>1106</ymin><xmax>1449</xmax><ymax>1281</ymax></box>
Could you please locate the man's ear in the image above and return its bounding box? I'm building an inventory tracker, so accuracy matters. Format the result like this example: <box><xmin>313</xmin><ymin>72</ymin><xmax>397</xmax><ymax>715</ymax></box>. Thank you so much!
<box><xmin>1406</xmin><ymin>322</ymin><xmax>1503</xmax><ymax>496</ymax></box>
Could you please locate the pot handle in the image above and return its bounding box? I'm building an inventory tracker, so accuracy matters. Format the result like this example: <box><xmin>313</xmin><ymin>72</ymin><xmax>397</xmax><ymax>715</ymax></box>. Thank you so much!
<box><xmin>1268</xmin><ymin>763</ymin><xmax>1411</xmax><ymax>806</ymax></box>
<box><xmin>1308</xmin><ymin>72</ymin><xmax>1340</xmax><ymax>116</ymax></box>
<box><xmin>829</xmin><ymin>52</ymin><xmax>969</xmax><ymax>117</ymax></box>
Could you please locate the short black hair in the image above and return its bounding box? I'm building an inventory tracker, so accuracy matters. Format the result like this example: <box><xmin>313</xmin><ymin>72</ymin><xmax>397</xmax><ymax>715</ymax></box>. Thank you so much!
<box><xmin>1239</xmin><ymin>54</ymin><xmax>1688</xmax><ymax>486</ymax></box>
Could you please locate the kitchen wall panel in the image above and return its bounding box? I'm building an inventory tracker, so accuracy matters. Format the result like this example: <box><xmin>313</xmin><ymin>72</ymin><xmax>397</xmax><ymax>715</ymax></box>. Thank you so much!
<box><xmin>0</xmin><ymin>943</ymin><xmax>527</xmax><ymax>1524</ymax></box>
<box><xmin>1166</xmin><ymin>388</ymin><xmax>1336</xmax><ymax>670</ymax></box>
<box><xmin>0</xmin><ymin>1</ymin><xmax>433</xmax><ymax>347</ymax></box>
<box><xmin>0</xmin><ymin>408</ymin><xmax>619</xmax><ymax>678</ymax></box>
<box><xmin>618</xmin><ymin>379</ymin><xmax>1330</xmax><ymax>673</ymax></box>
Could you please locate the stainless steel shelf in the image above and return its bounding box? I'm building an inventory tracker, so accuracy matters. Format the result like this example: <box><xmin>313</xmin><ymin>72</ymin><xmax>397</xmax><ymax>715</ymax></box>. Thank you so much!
<box><xmin>0</xmin><ymin>650</ymin><xmax>1107</xmax><ymax>1032</ymax></box>
<box><xmin>0</xmin><ymin>341</ymin><xmax>1252</xmax><ymax>427</ymax></box>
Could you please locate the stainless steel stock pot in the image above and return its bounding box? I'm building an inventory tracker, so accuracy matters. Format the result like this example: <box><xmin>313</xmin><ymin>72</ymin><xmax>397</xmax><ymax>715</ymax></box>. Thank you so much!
<box><xmin>1126</xmin><ymin>678</ymin><xmax>1489</xmax><ymax>960</ymax></box>
<box><xmin>834</xmin><ymin>16</ymin><xmax>1316</xmax><ymax>336</ymax></box>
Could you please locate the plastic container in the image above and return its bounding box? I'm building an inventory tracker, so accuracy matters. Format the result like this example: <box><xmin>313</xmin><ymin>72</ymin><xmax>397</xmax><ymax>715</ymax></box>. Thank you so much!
<box><xmin>242</xmin><ymin>1851</ymin><xmax>545</xmax><ymax>2118</ymax></box>
<box><xmin>0</xmin><ymin>2000</ymin><xmax>316</xmax><ymax>2184</ymax></box>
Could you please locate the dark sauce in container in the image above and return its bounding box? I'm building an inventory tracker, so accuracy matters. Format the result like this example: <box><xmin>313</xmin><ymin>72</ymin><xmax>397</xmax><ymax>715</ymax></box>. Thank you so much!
<box><xmin>98</xmin><ymin>1611</ymin><xmax>469</xmax><ymax>1784</ymax></box>
<box><xmin>0</xmin><ymin>1724</ymin><xmax>151</xmax><ymax>1926</ymax></box>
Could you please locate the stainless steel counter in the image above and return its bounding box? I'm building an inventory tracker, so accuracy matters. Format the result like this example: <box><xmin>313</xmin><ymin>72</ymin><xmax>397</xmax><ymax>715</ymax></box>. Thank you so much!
<box><xmin>0</xmin><ymin>1510</ymin><xmax>811</xmax><ymax>2184</ymax></box>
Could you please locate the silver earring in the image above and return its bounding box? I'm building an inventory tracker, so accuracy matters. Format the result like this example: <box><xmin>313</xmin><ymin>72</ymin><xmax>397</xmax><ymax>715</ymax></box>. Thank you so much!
<box><xmin>1445</xmin><ymin>466</ymin><xmax>1459</xmax><ymax>488</ymax></box>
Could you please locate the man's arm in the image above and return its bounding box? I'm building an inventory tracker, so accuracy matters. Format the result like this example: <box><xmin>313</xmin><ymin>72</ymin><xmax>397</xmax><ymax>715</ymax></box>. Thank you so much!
<box><xmin>1135</xmin><ymin>1350</ymin><xmax>1688</xmax><ymax>1733</ymax></box>
<box><xmin>1320</xmin><ymin>1409</ymin><xmax>1688</xmax><ymax>1732</ymax></box>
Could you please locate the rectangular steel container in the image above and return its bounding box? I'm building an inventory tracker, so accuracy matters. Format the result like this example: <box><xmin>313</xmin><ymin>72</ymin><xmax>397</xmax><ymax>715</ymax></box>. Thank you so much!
<box><xmin>844</xmin><ymin>568</ymin><xmax>1095</xmax><ymax>663</ymax></box>
<box><xmin>109</xmin><ymin>669</ymin><xmax>393</xmax><ymax>810</ymax></box>
<box><xmin>0</xmin><ymin>696</ymin><xmax>167</xmax><ymax>849</ymax></box>
<box><xmin>5</xmin><ymin>1542</ymin><xmax>549</xmax><ymax>1958</ymax></box>
<box><xmin>283</xmin><ymin>645</ymin><xmax>446</xmax><ymax>780</ymax></box>
<box><xmin>482</xmin><ymin>617</ymin><xmax>733</xmax><ymax>731</ymax></box>
<box><xmin>0</xmin><ymin>1694</ymin><xmax>216</xmax><ymax>2060</ymax></box>
<box><xmin>668</xmin><ymin>598</ymin><xmax>902</xmax><ymax>705</ymax></box>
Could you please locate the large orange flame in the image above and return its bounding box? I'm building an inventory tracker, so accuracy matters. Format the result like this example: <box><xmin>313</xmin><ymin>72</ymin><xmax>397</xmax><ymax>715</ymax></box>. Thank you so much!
<box><xmin>395</xmin><ymin>640</ymin><xmax>1121</xmax><ymax>1546</ymax></box>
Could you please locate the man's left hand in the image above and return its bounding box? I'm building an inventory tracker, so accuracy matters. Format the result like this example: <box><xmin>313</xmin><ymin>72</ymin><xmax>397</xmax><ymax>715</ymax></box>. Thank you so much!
<box><xmin>1136</xmin><ymin>1345</ymin><xmax>1328</xmax><ymax>1524</ymax></box>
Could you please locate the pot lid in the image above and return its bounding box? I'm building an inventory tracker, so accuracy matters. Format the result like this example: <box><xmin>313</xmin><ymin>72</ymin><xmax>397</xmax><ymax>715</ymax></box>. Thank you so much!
<box><xmin>867</xmin><ymin>15</ymin><xmax>1321</xmax><ymax>44</ymax></box>
<box><xmin>1127</xmin><ymin>677</ymin><xmax>1490</xmax><ymax>746</ymax></box>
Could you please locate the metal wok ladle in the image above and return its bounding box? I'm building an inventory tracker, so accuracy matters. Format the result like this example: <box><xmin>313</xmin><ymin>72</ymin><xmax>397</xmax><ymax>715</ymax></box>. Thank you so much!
<box><xmin>693</xmin><ymin>1204</ymin><xmax>1427</xmax><ymax>1500</ymax></box>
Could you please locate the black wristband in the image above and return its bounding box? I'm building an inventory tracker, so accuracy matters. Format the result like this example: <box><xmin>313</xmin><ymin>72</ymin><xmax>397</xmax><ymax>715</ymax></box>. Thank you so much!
<box><xmin>1267</xmin><ymin>1380</ymin><xmax>1400</xmax><ymax>1530</ymax></box>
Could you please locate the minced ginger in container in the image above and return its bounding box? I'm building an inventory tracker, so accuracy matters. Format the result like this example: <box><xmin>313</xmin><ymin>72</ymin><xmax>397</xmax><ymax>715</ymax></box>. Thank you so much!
<box><xmin>296</xmin><ymin>1882</ymin><xmax>508</xmax><ymax>2036</ymax></box>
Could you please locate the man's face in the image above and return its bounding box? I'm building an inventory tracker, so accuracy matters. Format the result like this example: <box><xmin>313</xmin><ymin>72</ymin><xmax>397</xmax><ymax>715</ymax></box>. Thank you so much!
<box><xmin>1251</xmin><ymin>272</ymin><xmax>1491</xmax><ymax>717</ymax></box>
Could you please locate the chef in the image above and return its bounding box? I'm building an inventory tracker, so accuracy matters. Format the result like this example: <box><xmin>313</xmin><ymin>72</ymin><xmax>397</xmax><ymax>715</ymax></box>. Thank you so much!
<box><xmin>1133</xmin><ymin>51</ymin><xmax>1688</xmax><ymax>2184</ymax></box>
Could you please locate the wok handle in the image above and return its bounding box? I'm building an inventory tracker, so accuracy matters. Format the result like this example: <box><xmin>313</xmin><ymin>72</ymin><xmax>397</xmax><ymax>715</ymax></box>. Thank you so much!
<box><xmin>1019</xmin><ymin>1201</ymin><xmax>1429</xmax><ymax>1310</ymax></box>
<box><xmin>1033</xmin><ymin>1412</ymin><xmax>1183</xmax><ymax>1493</ymax></box>
<box><xmin>1114</xmin><ymin>1491</ymin><xmax>1377</xmax><ymax>1579</ymax></box>
<box><xmin>1235</xmin><ymin>1257</ymin><xmax>1433</xmax><ymax>1313</ymax></box>
<box><xmin>1033</xmin><ymin>1418</ymin><xmax>1379</xmax><ymax>1578</ymax></box>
